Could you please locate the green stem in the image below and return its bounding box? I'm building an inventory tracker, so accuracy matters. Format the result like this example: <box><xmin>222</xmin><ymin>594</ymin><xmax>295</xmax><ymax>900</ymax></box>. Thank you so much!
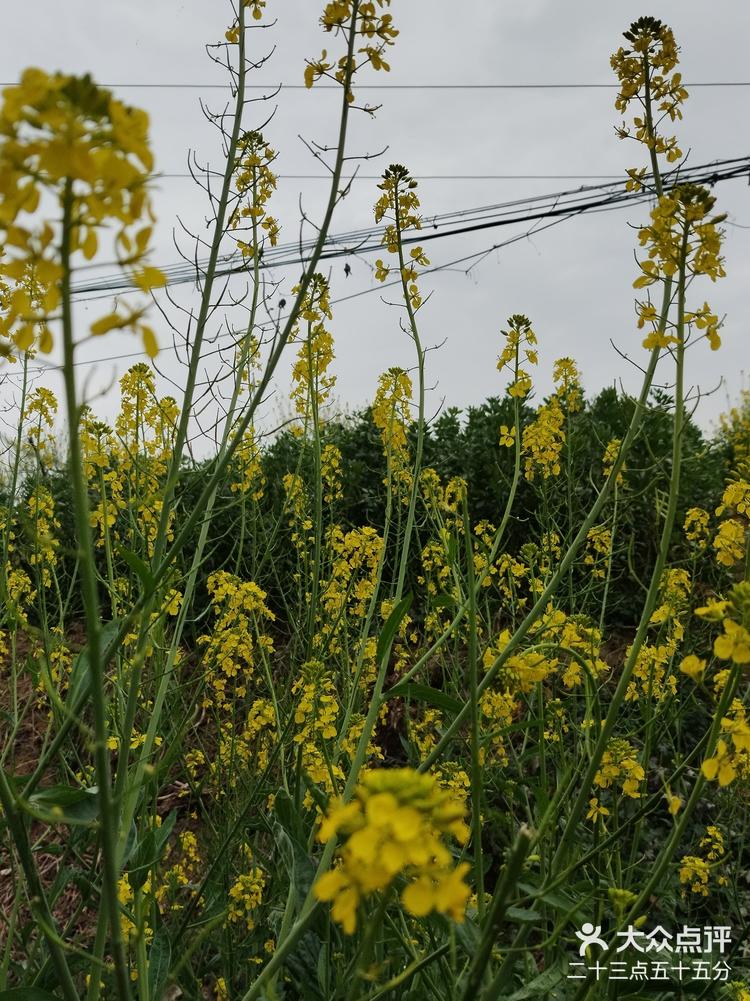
<box><xmin>419</xmin><ymin>338</ymin><xmax>665</xmax><ymax>774</ymax></box>
<box><xmin>570</xmin><ymin>662</ymin><xmax>743</xmax><ymax>1001</ymax></box>
<box><xmin>550</xmin><ymin>225</ymin><xmax>688</xmax><ymax>876</ymax></box>
<box><xmin>59</xmin><ymin>179</ymin><xmax>132</xmax><ymax>1000</ymax></box>
<box><xmin>462</xmin><ymin>487</ymin><xmax>485</xmax><ymax>918</ymax></box>
<box><xmin>0</xmin><ymin>767</ymin><xmax>79</xmax><ymax>1001</ymax></box>
<box><xmin>234</xmin><ymin>12</ymin><xmax>363</xmax><ymax>994</ymax></box>
<box><xmin>461</xmin><ymin>824</ymin><xmax>534</xmax><ymax>1001</ymax></box>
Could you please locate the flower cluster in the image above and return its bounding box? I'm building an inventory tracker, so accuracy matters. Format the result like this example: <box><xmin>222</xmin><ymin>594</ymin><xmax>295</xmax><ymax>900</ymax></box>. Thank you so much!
<box><xmin>585</xmin><ymin>526</ymin><xmax>612</xmax><ymax>580</ymax></box>
<box><xmin>225</xmin><ymin>0</ymin><xmax>267</xmax><ymax>44</ymax></box>
<box><xmin>304</xmin><ymin>1</ymin><xmax>398</xmax><ymax>105</ymax></box>
<box><xmin>626</xmin><ymin>641</ymin><xmax>678</xmax><ymax>703</ymax></box>
<box><xmin>480</xmin><ymin>608</ymin><xmax>603</xmax><ymax>764</ymax></box>
<box><xmin>320</xmin><ymin>526</ymin><xmax>383</xmax><ymax>634</ymax></box>
<box><xmin>419</xmin><ymin>536</ymin><xmax>457</xmax><ymax>638</ymax></box>
<box><xmin>552</xmin><ymin>357</ymin><xmax>583</xmax><ymax>413</ymax></box>
<box><xmin>198</xmin><ymin>572</ymin><xmax>275</xmax><ymax>709</ymax></box>
<box><xmin>0</xmin><ymin>69</ymin><xmax>164</xmax><ymax>358</ymax></box>
<box><xmin>611</xmin><ymin>17</ymin><xmax>687</xmax><ymax>166</ymax></box>
<box><xmin>80</xmin><ymin>365</ymin><xmax>178</xmax><ymax>558</ymax></box>
<box><xmin>372</xmin><ymin>366</ymin><xmax>413</xmax><ymax>493</ymax></box>
<box><xmin>156</xmin><ymin>829</ymin><xmax>203</xmax><ymax>913</ymax></box>
<box><xmin>26</xmin><ymin>485</ymin><xmax>60</xmax><ymax>587</ymax></box>
<box><xmin>714</xmin><ymin>519</ymin><xmax>746</xmax><ymax>569</ymax></box>
<box><xmin>321</xmin><ymin>442</ymin><xmax>343</xmax><ymax>504</ymax></box>
<box><xmin>702</xmin><ymin>700</ymin><xmax>750</xmax><ymax>787</ymax></box>
<box><xmin>679</xmin><ymin>654</ymin><xmax>706</xmax><ymax>683</ymax></box>
<box><xmin>684</xmin><ymin>506</ymin><xmax>710</xmax><ymax>548</ymax></box>
<box><xmin>650</xmin><ymin>568</ymin><xmax>691</xmax><ymax>631</ymax></box>
<box><xmin>118</xmin><ymin>874</ymin><xmax>153</xmax><ymax>945</ymax></box>
<box><xmin>594</xmin><ymin>738</ymin><xmax>645</xmax><ymax>799</ymax></box>
<box><xmin>497</xmin><ymin>314</ymin><xmax>536</xmax><ymax>400</ymax></box>
<box><xmin>292</xmin><ymin>661</ymin><xmax>348</xmax><ymax>803</ymax></box>
<box><xmin>634</xmin><ymin>185</ymin><xmax>725</xmax><ymax>289</ymax></box>
<box><xmin>479</xmin><ymin>686</ymin><xmax>518</xmax><ymax>766</ymax></box>
<box><xmin>713</xmin><ymin>479</ymin><xmax>749</xmax><ymax>568</ymax></box>
<box><xmin>522</xmin><ymin>397</ymin><xmax>565</xmax><ymax>481</ymax></box>
<box><xmin>314</xmin><ymin>767</ymin><xmax>470</xmax><ymax>934</ymax></box>
<box><xmin>283</xmin><ymin>471</ymin><xmax>313</xmax><ymax>562</ymax></box>
<box><xmin>679</xmin><ymin>826</ymin><xmax>727</xmax><ymax>897</ymax></box>
<box><xmin>186</xmin><ymin>699</ymin><xmax>276</xmax><ymax>796</ymax></box>
<box><xmin>697</xmin><ymin>583</ymin><xmax>750</xmax><ymax>668</ymax></box>
<box><xmin>290</xmin><ymin>273</ymin><xmax>336</xmax><ymax>423</ymax></box>
<box><xmin>373</xmin><ymin>164</ymin><xmax>428</xmax><ymax>311</ymax></box>
<box><xmin>23</xmin><ymin>386</ymin><xmax>57</xmax><ymax>463</ymax></box>
<box><xmin>719</xmin><ymin>389</ymin><xmax>750</xmax><ymax>467</ymax></box>
<box><xmin>227</xmin><ymin>845</ymin><xmax>266</xmax><ymax>932</ymax></box>
<box><xmin>231</xmin><ymin>130</ymin><xmax>280</xmax><ymax>257</ymax></box>
<box><xmin>471</xmin><ymin>519</ymin><xmax>502</xmax><ymax>589</ymax></box>
<box><xmin>231</xmin><ymin>426</ymin><xmax>266</xmax><ymax>501</ymax></box>
<box><xmin>602</xmin><ymin>438</ymin><xmax>625</xmax><ymax>486</ymax></box>
<box><xmin>634</xmin><ymin>184</ymin><xmax>726</xmax><ymax>350</ymax></box>
<box><xmin>521</xmin><ymin>357</ymin><xmax>581</xmax><ymax>481</ymax></box>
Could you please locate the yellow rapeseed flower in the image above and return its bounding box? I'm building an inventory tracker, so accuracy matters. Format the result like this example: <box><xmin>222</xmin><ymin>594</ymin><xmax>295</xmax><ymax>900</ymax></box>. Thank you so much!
<box><xmin>313</xmin><ymin>768</ymin><xmax>470</xmax><ymax>933</ymax></box>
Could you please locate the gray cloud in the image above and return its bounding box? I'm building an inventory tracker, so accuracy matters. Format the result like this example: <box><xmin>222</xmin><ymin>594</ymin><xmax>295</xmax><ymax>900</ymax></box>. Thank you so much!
<box><xmin>1</xmin><ymin>1</ymin><xmax>748</xmax><ymax>446</ymax></box>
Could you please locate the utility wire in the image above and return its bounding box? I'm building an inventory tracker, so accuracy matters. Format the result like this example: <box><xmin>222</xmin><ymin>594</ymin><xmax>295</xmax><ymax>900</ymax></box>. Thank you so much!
<box><xmin>68</xmin><ymin>156</ymin><xmax>750</xmax><ymax>298</ymax></box>
<box><xmin>2</xmin><ymin>81</ymin><xmax>748</xmax><ymax>90</ymax></box>
<box><xmin>154</xmin><ymin>172</ymin><xmax>627</xmax><ymax>181</ymax></box>
<box><xmin>19</xmin><ymin>212</ymin><xmax>577</xmax><ymax>375</ymax></box>
<box><xmin>74</xmin><ymin>157</ymin><xmax>745</xmax><ymax>291</ymax></box>
<box><xmin>16</xmin><ymin>156</ymin><xmax>750</xmax><ymax>376</ymax></box>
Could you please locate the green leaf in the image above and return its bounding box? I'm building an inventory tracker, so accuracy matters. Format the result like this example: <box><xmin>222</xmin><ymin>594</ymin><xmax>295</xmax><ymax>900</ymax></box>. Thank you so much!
<box><xmin>517</xmin><ymin>881</ymin><xmax>579</xmax><ymax>913</ymax></box>
<box><xmin>66</xmin><ymin>619</ymin><xmax>120</xmax><ymax>711</ymax></box>
<box><xmin>273</xmin><ymin>789</ymin><xmax>304</xmax><ymax>844</ymax></box>
<box><xmin>122</xmin><ymin>819</ymin><xmax>139</xmax><ymax>867</ymax></box>
<box><xmin>286</xmin><ymin>931</ymin><xmax>326</xmax><ymax>1000</ymax></box>
<box><xmin>376</xmin><ymin>593</ymin><xmax>412</xmax><ymax>664</ymax></box>
<box><xmin>506</xmin><ymin>905</ymin><xmax>543</xmax><ymax>924</ymax></box>
<box><xmin>453</xmin><ymin>915</ymin><xmax>480</xmax><ymax>954</ymax></box>
<box><xmin>430</xmin><ymin>592</ymin><xmax>456</xmax><ymax>609</ymax></box>
<box><xmin>385</xmin><ymin>682</ymin><xmax>462</xmax><ymax>716</ymax></box>
<box><xmin>506</xmin><ymin>964</ymin><xmax>564</xmax><ymax>999</ymax></box>
<box><xmin>129</xmin><ymin>811</ymin><xmax>177</xmax><ymax>890</ymax></box>
<box><xmin>147</xmin><ymin>923</ymin><xmax>172</xmax><ymax>1000</ymax></box>
<box><xmin>316</xmin><ymin>940</ymin><xmax>330</xmax><ymax>995</ymax></box>
<box><xmin>118</xmin><ymin>546</ymin><xmax>155</xmax><ymax>597</ymax></box>
<box><xmin>446</xmin><ymin>534</ymin><xmax>458</xmax><ymax>565</ymax></box>
<box><xmin>272</xmin><ymin>794</ymin><xmax>316</xmax><ymax>909</ymax></box>
<box><xmin>23</xmin><ymin>785</ymin><xmax>99</xmax><ymax>826</ymax></box>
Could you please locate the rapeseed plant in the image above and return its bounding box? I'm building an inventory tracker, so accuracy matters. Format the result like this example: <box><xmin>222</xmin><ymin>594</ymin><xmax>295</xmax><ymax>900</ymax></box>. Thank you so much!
<box><xmin>0</xmin><ymin>8</ymin><xmax>748</xmax><ymax>1001</ymax></box>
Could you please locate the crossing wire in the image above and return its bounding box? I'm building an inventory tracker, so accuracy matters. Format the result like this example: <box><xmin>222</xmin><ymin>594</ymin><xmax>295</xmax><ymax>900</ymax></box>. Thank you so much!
<box><xmin>69</xmin><ymin>156</ymin><xmax>750</xmax><ymax>298</ymax></box>
<box><xmin>9</xmin><ymin>155</ymin><xmax>750</xmax><ymax>374</ymax></box>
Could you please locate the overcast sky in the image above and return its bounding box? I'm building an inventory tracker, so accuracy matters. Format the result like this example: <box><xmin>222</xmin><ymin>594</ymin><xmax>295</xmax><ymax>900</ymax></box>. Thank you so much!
<box><xmin>1</xmin><ymin>1</ymin><xmax>749</xmax><ymax>450</ymax></box>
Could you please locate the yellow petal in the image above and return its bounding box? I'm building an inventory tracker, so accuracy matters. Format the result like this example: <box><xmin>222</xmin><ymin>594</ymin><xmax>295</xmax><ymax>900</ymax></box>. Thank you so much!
<box><xmin>142</xmin><ymin>325</ymin><xmax>158</xmax><ymax>359</ymax></box>
<box><xmin>91</xmin><ymin>312</ymin><xmax>127</xmax><ymax>336</ymax></box>
<box><xmin>81</xmin><ymin>228</ymin><xmax>98</xmax><ymax>261</ymax></box>
<box><xmin>402</xmin><ymin>877</ymin><xmax>434</xmax><ymax>917</ymax></box>
<box><xmin>701</xmin><ymin>758</ymin><xmax>719</xmax><ymax>781</ymax></box>
<box><xmin>38</xmin><ymin>325</ymin><xmax>53</xmax><ymax>353</ymax></box>
<box><xmin>133</xmin><ymin>266</ymin><xmax>167</xmax><ymax>292</ymax></box>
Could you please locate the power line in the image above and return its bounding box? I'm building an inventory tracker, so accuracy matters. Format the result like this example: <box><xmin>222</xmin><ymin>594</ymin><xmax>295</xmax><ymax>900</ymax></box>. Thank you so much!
<box><xmin>19</xmin><ymin>213</ymin><xmax>577</xmax><ymax>375</ymax></box>
<box><xmin>9</xmin><ymin>156</ymin><xmax>750</xmax><ymax>375</ymax></box>
<box><xmin>68</xmin><ymin>156</ymin><xmax>750</xmax><ymax>299</ymax></box>
<box><xmin>154</xmin><ymin>172</ymin><xmax>626</xmax><ymax>181</ymax></box>
<box><xmin>2</xmin><ymin>81</ymin><xmax>750</xmax><ymax>91</ymax></box>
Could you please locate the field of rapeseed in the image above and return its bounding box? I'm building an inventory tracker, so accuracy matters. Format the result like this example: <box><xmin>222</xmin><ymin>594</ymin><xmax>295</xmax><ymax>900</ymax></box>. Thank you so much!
<box><xmin>0</xmin><ymin>4</ymin><xmax>748</xmax><ymax>1000</ymax></box>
